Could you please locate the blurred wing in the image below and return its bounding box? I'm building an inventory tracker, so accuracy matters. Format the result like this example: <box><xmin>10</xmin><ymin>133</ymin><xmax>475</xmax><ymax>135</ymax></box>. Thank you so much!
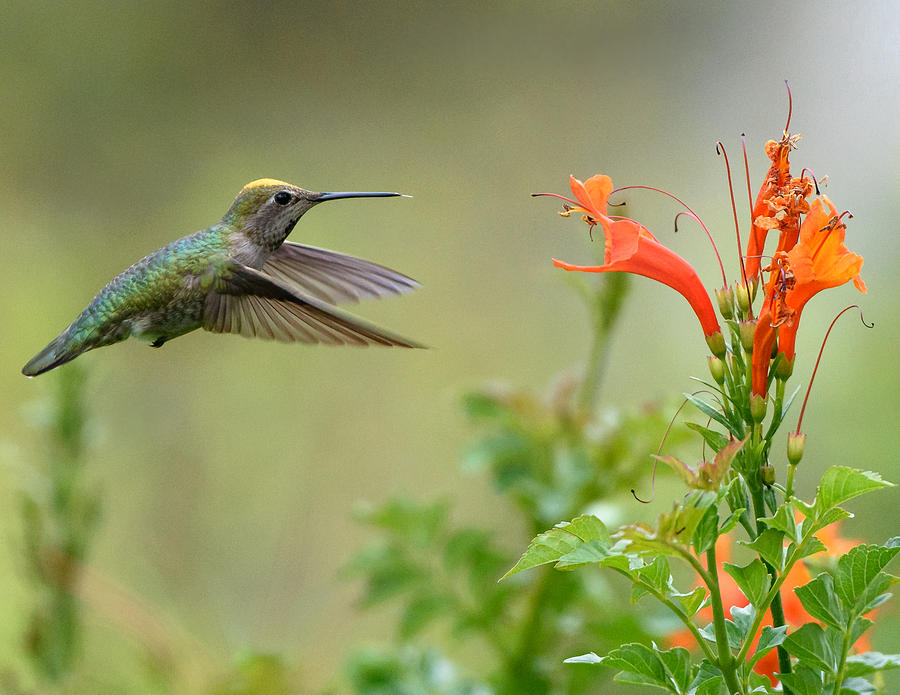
<box><xmin>261</xmin><ymin>241</ymin><xmax>419</xmax><ymax>305</ymax></box>
<box><xmin>202</xmin><ymin>262</ymin><xmax>422</xmax><ymax>347</ymax></box>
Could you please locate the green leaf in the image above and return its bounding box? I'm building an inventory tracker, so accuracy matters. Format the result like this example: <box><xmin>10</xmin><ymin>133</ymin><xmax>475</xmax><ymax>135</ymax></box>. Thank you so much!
<box><xmin>730</xmin><ymin>603</ymin><xmax>755</xmax><ymax>640</ymax></box>
<box><xmin>657</xmin><ymin>646</ymin><xmax>692</xmax><ymax>693</ymax></box>
<box><xmin>672</xmin><ymin>586</ymin><xmax>708</xmax><ymax>617</ymax></box>
<box><xmin>692</xmin><ymin>506</ymin><xmax>719</xmax><ymax>555</ymax></box>
<box><xmin>685</xmin><ymin>422</ymin><xmax>730</xmax><ymax>452</ymax></box>
<box><xmin>815</xmin><ymin>506</ymin><xmax>854</xmax><ymax>530</ymax></box>
<box><xmin>748</xmin><ymin>625</ymin><xmax>787</xmax><ymax>669</ymax></box>
<box><xmin>835</xmin><ymin>543</ymin><xmax>900</xmax><ymax>618</ymax></box>
<box><xmin>564</xmin><ymin>652</ymin><xmax>604</xmax><ymax>664</ymax></box>
<box><xmin>795</xmin><ymin>573</ymin><xmax>846</xmax><ymax>630</ymax></box>
<box><xmin>556</xmin><ymin>540</ymin><xmax>622</xmax><ymax>570</ymax></box>
<box><xmin>844</xmin><ymin>651</ymin><xmax>900</xmax><ymax>677</ymax></box>
<box><xmin>839</xmin><ymin>677</ymin><xmax>877</xmax><ymax>694</ymax></box>
<box><xmin>603</xmin><ymin>643</ymin><xmax>669</xmax><ymax>690</ymax></box>
<box><xmin>684</xmin><ymin>393</ymin><xmax>743</xmax><ymax>439</ymax></box>
<box><xmin>849</xmin><ymin>617</ymin><xmax>874</xmax><ymax>645</ymax></box>
<box><xmin>783</xmin><ymin>622</ymin><xmax>839</xmax><ymax>674</ymax></box>
<box><xmin>741</xmin><ymin>529</ymin><xmax>786</xmax><ymax>571</ymax></box>
<box><xmin>814</xmin><ymin>467</ymin><xmax>894</xmax><ymax>516</ymax></box>
<box><xmin>762</xmin><ymin>503</ymin><xmax>801</xmax><ymax>544</ymax></box>
<box><xmin>718</xmin><ymin>508</ymin><xmax>745</xmax><ymax>536</ymax></box>
<box><xmin>502</xmin><ymin>515</ymin><xmax>609</xmax><ymax>579</ymax></box>
<box><xmin>777</xmin><ymin>663</ymin><xmax>825</xmax><ymax>695</ymax></box>
<box><xmin>723</xmin><ymin>559</ymin><xmax>770</xmax><ymax>607</ymax></box>
<box><xmin>636</xmin><ymin>556</ymin><xmax>672</xmax><ymax>595</ymax></box>
<box><xmin>689</xmin><ymin>660</ymin><xmax>723</xmax><ymax>695</ymax></box>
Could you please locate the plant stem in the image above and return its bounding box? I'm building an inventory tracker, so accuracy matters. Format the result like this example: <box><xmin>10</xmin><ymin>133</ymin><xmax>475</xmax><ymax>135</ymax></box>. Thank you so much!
<box><xmin>704</xmin><ymin>544</ymin><xmax>743</xmax><ymax>694</ymax></box>
<box><xmin>750</xmin><ymin>487</ymin><xmax>792</xmax><ymax>688</ymax></box>
<box><xmin>578</xmin><ymin>272</ymin><xmax>629</xmax><ymax>412</ymax></box>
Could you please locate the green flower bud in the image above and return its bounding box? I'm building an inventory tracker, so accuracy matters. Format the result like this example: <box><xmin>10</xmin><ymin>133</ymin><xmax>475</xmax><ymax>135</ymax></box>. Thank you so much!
<box><xmin>774</xmin><ymin>354</ymin><xmax>794</xmax><ymax>380</ymax></box>
<box><xmin>750</xmin><ymin>393</ymin><xmax>767</xmax><ymax>423</ymax></box>
<box><xmin>739</xmin><ymin>320</ymin><xmax>756</xmax><ymax>353</ymax></box>
<box><xmin>707</xmin><ymin>355</ymin><xmax>725</xmax><ymax>384</ymax></box>
<box><xmin>715</xmin><ymin>286</ymin><xmax>735</xmax><ymax>320</ymax></box>
<box><xmin>787</xmin><ymin>431</ymin><xmax>806</xmax><ymax>465</ymax></box>
<box><xmin>705</xmin><ymin>331</ymin><xmax>726</xmax><ymax>359</ymax></box>
<box><xmin>736</xmin><ymin>281</ymin><xmax>751</xmax><ymax>314</ymax></box>
<box><xmin>760</xmin><ymin>464</ymin><xmax>775</xmax><ymax>486</ymax></box>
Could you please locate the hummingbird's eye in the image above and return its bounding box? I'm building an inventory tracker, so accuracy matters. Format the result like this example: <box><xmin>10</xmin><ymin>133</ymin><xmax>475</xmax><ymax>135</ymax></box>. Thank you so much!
<box><xmin>273</xmin><ymin>191</ymin><xmax>293</xmax><ymax>206</ymax></box>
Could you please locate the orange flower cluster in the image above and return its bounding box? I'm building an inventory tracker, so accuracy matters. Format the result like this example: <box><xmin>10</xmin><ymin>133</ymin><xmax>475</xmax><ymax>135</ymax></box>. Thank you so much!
<box><xmin>749</xmin><ymin>134</ymin><xmax>866</xmax><ymax>396</ymax></box>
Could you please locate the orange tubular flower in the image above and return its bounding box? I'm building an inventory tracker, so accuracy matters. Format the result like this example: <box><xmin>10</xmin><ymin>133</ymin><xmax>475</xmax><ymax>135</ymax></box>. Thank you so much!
<box><xmin>751</xmin><ymin>196</ymin><xmax>866</xmax><ymax>396</ymax></box>
<box><xmin>552</xmin><ymin>175</ymin><xmax>722</xmax><ymax>339</ymax></box>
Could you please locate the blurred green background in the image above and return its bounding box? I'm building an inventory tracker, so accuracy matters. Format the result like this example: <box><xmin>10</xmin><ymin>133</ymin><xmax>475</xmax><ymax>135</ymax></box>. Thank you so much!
<box><xmin>2</xmin><ymin>0</ymin><xmax>898</xmax><ymax>692</ymax></box>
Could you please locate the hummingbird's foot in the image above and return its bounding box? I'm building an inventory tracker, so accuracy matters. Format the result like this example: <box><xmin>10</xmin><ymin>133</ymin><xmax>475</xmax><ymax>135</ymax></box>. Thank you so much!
<box><xmin>150</xmin><ymin>336</ymin><xmax>168</xmax><ymax>348</ymax></box>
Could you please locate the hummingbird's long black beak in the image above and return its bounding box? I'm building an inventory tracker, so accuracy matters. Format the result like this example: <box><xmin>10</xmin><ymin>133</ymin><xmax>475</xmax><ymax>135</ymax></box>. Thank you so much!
<box><xmin>316</xmin><ymin>191</ymin><xmax>410</xmax><ymax>201</ymax></box>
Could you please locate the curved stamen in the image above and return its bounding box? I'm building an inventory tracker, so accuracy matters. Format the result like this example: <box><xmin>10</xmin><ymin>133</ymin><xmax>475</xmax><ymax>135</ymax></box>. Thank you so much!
<box><xmin>717</xmin><ymin>141</ymin><xmax>753</xmax><ymax>317</ymax></box>
<box><xmin>795</xmin><ymin>305</ymin><xmax>872</xmax><ymax>434</ymax></box>
<box><xmin>800</xmin><ymin>168</ymin><xmax>821</xmax><ymax>195</ymax></box>
<box><xmin>612</xmin><ymin>185</ymin><xmax>727</xmax><ymax>286</ymax></box>
<box><xmin>532</xmin><ymin>191</ymin><xmax>580</xmax><ymax>206</ymax></box>
<box><xmin>783</xmin><ymin>80</ymin><xmax>793</xmax><ymax>135</ymax></box>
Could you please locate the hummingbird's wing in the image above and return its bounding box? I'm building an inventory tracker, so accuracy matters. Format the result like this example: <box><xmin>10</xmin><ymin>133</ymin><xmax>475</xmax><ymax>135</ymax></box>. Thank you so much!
<box><xmin>260</xmin><ymin>242</ymin><xmax>419</xmax><ymax>305</ymax></box>
<box><xmin>203</xmin><ymin>262</ymin><xmax>422</xmax><ymax>348</ymax></box>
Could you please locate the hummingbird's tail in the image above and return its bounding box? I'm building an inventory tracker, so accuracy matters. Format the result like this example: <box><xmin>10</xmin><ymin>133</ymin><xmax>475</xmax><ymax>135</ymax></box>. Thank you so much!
<box><xmin>22</xmin><ymin>330</ymin><xmax>83</xmax><ymax>377</ymax></box>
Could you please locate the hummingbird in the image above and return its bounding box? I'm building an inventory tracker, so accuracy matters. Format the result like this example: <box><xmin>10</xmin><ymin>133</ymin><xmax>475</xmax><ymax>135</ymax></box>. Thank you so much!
<box><xmin>22</xmin><ymin>179</ymin><xmax>422</xmax><ymax>377</ymax></box>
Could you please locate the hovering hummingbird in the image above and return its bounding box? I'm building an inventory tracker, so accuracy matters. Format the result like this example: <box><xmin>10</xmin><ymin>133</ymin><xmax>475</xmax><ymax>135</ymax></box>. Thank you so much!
<box><xmin>22</xmin><ymin>179</ymin><xmax>422</xmax><ymax>377</ymax></box>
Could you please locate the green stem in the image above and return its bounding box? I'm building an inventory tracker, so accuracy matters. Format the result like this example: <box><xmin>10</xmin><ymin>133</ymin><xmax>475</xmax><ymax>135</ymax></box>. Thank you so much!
<box><xmin>705</xmin><ymin>544</ymin><xmax>743</xmax><ymax>694</ymax></box>
<box><xmin>832</xmin><ymin>627</ymin><xmax>852</xmax><ymax>694</ymax></box>
<box><xmin>749</xmin><ymin>488</ymin><xmax>792</xmax><ymax>687</ymax></box>
<box><xmin>578</xmin><ymin>272</ymin><xmax>629</xmax><ymax>412</ymax></box>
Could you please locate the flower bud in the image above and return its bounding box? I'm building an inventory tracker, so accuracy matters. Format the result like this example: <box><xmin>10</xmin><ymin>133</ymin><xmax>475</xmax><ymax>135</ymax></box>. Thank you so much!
<box><xmin>774</xmin><ymin>354</ymin><xmax>794</xmax><ymax>381</ymax></box>
<box><xmin>736</xmin><ymin>281</ymin><xmax>751</xmax><ymax>314</ymax></box>
<box><xmin>787</xmin><ymin>431</ymin><xmax>806</xmax><ymax>465</ymax></box>
<box><xmin>749</xmin><ymin>276</ymin><xmax>759</xmax><ymax>302</ymax></box>
<box><xmin>715</xmin><ymin>286</ymin><xmax>735</xmax><ymax>320</ymax></box>
<box><xmin>760</xmin><ymin>464</ymin><xmax>775</xmax><ymax>486</ymax></box>
<box><xmin>750</xmin><ymin>393</ymin><xmax>767</xmax><ymax>423</ymax></box>
<box><xmin>739</xmin><ymin>320</ymin><xmax>756</xmax><ymax>353</ymax></box>
<box><xmin>705</xmin><ymin>331</ymin><xmax>726</xmax><ymax>359</ymax></box>
<box><xmin>707</xmin><ymin>355</ymin><xmax>725</xmax><ymax>385</ymax></box>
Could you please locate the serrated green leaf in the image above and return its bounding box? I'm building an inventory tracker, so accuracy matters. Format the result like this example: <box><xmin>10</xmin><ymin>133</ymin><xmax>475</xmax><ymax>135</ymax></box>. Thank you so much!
<box><xmin>799</xmin><ymin>535</ymin><xmax>827</xmax><ymax>559</ymax></box>
<box><xmin>835</xmin><ymin>544</ymin><xmax>900</xmax><ymax>618</ymax></box>
<box><xmin>844</xmin><ymin>651</ymin><xmax>900</xmax><ymax>677</ymax></box>
<box><xmin>849</xmin><ymin>617</ymin><xmax>874</xmax><ymax>645</ymax></box>
<box><xmin>748</xmin><ymin>625</ymin><xmax>788</xmax><ymax>669</ymax></box>
<box><xmin>815</xmin><ymin>506</ymin><xmax>854</xmax><ymax>531</ymax></box>
<box><xmin>672</xmin><ymin>586</ymin><xmax>708</xmax><ymax>617</ymax></box>
<box><xmin>795</xmin><ymin>573</ymin><xmax>846</xmax><ymax>630</ymax></box>
<box><xmin>699</xmin><ymin>615</ymin><xmax>745</xmax><ymax>651</ymax></box>
<box><xmin>723</xmin><ymin>559</ymin><xmax>770</xmax><ymax>607</ymax></box>
<box><xmin>763</xmin><ymin>504</ymin><xmax>801</xmax><ymax>544</ymax></box>
<box><xmin>564</xmin><ymin>652</ymin><xmax>604</xmax><ymax>664</ymax></box>
<box><xmin>657</xmin><ymin>645</ymin><xmax>692</xmax><ymax>692</ymax></box>
<box><xmin>636</xmin><ymin>556</ymin><xmax>672</xmax><ymax>595</ymax></box>
<box><xmin>567</xmin><ymin>514</ymin><xmax>612</xmax><ymax>543</ymax></box>
<box><xmin>603</xmin><ymin>643</ymin><xmax>669</xmax><ymax>689</ymax></box>
<box><xmin>502</xmin><ymin>515</ymin><xmax>611</xmax><ymax>578</ymax></box>
<box><xmin>689</xmin><ymin>659</ymin><xmax>724</xmax><ymax>694</ymax></box>
<box><xmin>815</xmin><ymin>467</ymin><xmax>894</xmax><ymax>516</ymax></box>
<box><xmin>719</xmin><ymin>508</ymin><xmax>745</xmax><ymax>536</ymax></box>
<box><xmin>684</xmin><ymin>393</ymin><xmax>743</xmax><ymax>438</ymax></box>
<box><xmin>741</xmin><ymin>529</ymin><xmax>786</xmax><ymax>571</ymax></box>
<box><xmin>685</xmin><ymin>422</ymin><xmax>730</xmax><ymax>452</ymax></box>
<box><xmin>730</xmin><ymin>603</ymin><xmax>755</xmax><ymax>640</ymax></box>
<box><xmin>501</xmin><ymin>528</ymin><xmax>581</xmax><ymax>579</ymax></box>
<box><xmin>555</xmin><ymin>539</ymin><xmax>616</xmax><ymax>570</ymax></box>
<box><xmin>777</xmin><ymin>663</ymin><xmax>825</xmax><ymax>695</ymax></box>
<box><xmin>783</xmin><ymin>622</ymin><xmax>839</xmax><ymax>674</ymax></box>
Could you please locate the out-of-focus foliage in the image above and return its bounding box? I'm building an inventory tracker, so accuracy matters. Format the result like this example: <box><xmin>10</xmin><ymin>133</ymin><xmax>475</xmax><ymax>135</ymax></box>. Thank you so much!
<box><xmin>339</xmin><ymin>273</ymin><xmax>692</xmax><ymax>694</ymax></box>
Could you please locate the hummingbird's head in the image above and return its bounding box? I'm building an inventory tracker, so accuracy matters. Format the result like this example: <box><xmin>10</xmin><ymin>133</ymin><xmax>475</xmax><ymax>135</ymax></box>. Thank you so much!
<box><xmin>224</xmin><ymin>179</ymin><xmax>406</xmax><ymax>249</ymax></box>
